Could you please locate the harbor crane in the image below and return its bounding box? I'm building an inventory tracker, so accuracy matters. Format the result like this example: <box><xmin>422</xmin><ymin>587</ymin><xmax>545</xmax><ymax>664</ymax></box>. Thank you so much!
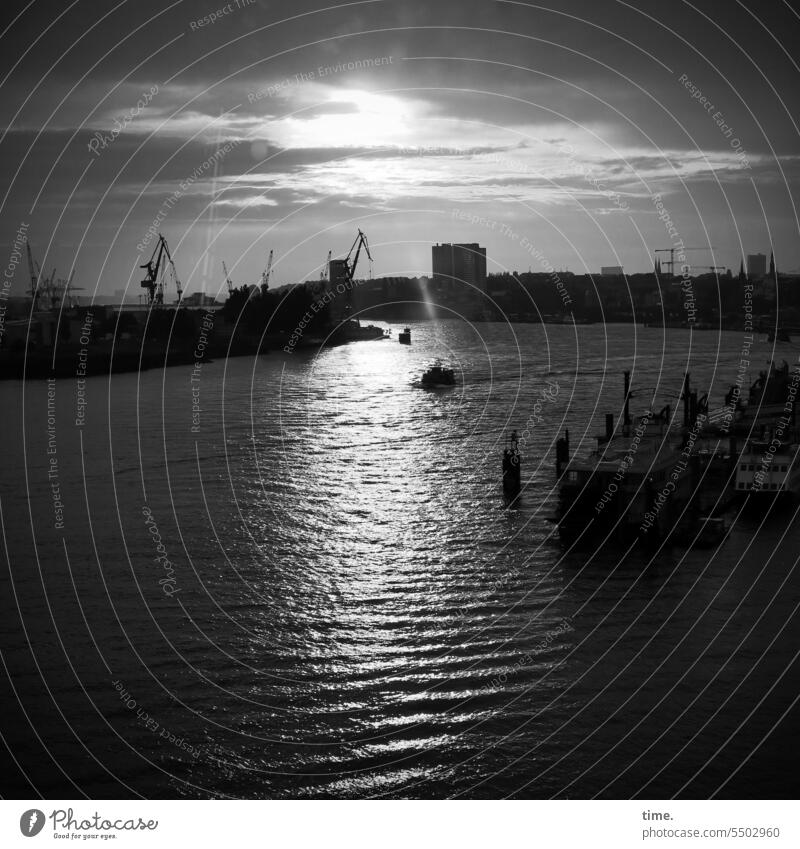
<box><xmin>343</xmin><ymin>228</ymin><xmax>372</xmax><ymax>283</ymax></box>
<box><xmin>50</xmin><ymin>268</ymin><xmax>83</xmax><ymax>309</ymax></box>
<box><xmin>26</xmin><ymin>242</ymin><xmax>42</xmax><ymax>306</ymax></box>
<box><xmin>334</xmin><ymin>229</ymin><xmax>373</xmax><ymax>319</ymax></box>
<box><xmin>25</xmin><ymin>241</ymin><xmax>83</xmax><ymax>309</ymax></box>
<box><xmin>654</xmin><ymin>246</ymin><xmax>715</xmax><ymax>276</ymax></box>
<box><xmin>140</xmin><ymin>234</ymin><xmax>182</xmax><ymax>305</ymax></box>
<box><xmin>320</xmin><ymin>249</ymin><xmax>331</xmax><ymax>281</ymax></box>
<box><xmin>310</xmin><ymin>250</ymin><xmax>331</xmax><ymax>297</ymax></box>
<box><xmin>260</xmin><ymin>249</ymin><xmax>273</xmax><ymax>291</ymax></box>
<box><xmin>222</xmin><ymin>260</ymin><xmax>234</xmax><ymax>294</ymax></box>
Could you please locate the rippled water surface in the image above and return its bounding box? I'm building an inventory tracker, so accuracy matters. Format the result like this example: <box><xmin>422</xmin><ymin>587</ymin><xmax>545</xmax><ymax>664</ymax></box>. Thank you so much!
<box><xmin>2</xmin><ymin>321</ymin><xmax>799</xmax><ymax>798</ymax></box>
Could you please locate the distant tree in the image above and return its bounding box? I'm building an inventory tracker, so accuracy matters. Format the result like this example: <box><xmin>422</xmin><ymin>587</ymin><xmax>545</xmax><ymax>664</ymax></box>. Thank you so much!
<box><xmin>221</xmin><ymin>285</ymin><xmax>252</xmax><ymax>323</ymax></box>
<box><xmin>99</xmin><ymin>310</ymin><xmax>139</xmax><ymax>338</ymax></box>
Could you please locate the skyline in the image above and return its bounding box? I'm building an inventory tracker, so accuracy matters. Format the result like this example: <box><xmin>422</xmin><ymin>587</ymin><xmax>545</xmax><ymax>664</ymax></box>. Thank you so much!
<box><xmin>1</xmin><ymin>0</ymin><xmax>799</xmax><ymax>299</ymax></box>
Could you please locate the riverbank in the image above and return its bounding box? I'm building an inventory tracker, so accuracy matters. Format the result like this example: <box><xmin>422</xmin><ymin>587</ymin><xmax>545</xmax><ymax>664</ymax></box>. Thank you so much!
<box><xmin>0</xmin><ymin>324</ymin><xmax>390</xmax><ymax>380</ymax></box>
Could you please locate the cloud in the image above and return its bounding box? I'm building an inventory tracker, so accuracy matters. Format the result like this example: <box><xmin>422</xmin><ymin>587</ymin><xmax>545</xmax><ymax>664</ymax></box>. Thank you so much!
<box><xmin>1</xmin><ymin>0</ymin><xmax>799</xmax><ymax>288</ymax></box>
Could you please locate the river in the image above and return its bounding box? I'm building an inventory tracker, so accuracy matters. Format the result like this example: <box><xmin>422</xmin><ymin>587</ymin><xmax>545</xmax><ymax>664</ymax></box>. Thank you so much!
<box><xmin>1</xmin><ymin>321</ymin><xmax>798</xmax><ymax>798</ymax></box>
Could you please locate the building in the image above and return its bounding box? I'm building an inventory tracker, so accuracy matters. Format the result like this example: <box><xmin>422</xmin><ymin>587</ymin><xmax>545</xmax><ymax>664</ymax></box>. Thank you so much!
<box><xmin>180</xmin><ymin>292</ymin><xmax>218</xmax><ymax>307</ymax></box>
<box><xmin>747</xmin><ymin>253</ymin><xmax>767</xmax><ymax>278</ymax></box>
<box><xmin>600</xmin><ymin>266</ymin><xmax>624</xmax><ymax>276</ymax></box>
<box><xmin>326</xmin><ymin>258</ymin><xmax>354</xmax><ymax>320</ymax></box>
<box><xmin>432</xmin><ymin>243</ymin><xmax>487</xmax><ymax>292</ymax></box>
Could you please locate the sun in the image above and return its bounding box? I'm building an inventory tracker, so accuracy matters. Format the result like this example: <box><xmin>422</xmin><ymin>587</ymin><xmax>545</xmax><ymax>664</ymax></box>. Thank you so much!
<box><xmin>271</xmin><ymin>87</ymin><xmax>417</xmax><ymax>150</ymax></box>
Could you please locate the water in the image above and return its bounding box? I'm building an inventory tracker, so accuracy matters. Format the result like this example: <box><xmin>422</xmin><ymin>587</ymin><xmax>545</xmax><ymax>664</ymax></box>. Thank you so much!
<box><xmin>1</xmin><ymin>321</ymin><xmax>799</xmax><ymax>798</ymax></box>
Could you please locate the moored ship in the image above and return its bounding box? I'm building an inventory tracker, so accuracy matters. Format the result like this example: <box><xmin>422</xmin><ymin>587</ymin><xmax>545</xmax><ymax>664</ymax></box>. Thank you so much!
<box><xmin>735</xmin><ymin>441</ymin><xmax>800</xmax><ymax>498</ymax></box>
<box><xmin>556</xmin><ymin>363</ymin><xmax>800</xmax><ymax>547</ymax></box>
<box><xmin>720</xmin><ymin>360</ymin><xmax>800</xmax><ymax>500</ymax></box>
<box><xmin>557</xmin><ymin>415</ymin><xmax>702</xmax><ymax>546</ymax></box>
<box><xmin>556</xmin><ymin>372</ymin><xmax>733</xmax><ymax>547</ymax></box>
<box><xmin>331</xmin><ymin>318</ymin><xmax>388</xmax><ymax>344</ymax></box>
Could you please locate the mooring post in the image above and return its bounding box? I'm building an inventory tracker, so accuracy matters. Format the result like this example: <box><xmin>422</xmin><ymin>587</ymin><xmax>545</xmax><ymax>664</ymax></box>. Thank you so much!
<box><xmin>623</xmin><ymin>370</ymin><xmax>631</xmax><ymax>436</ymax></box>
<box><xmin>502</xmin><ymin>431</ymin><xmax>522</xmax><ymax>493</ymax></box>
<box><xmin>556</xmin><ymin>429</ymin><xmax>570</xmax><ymax>478</ymax></box>
<box><xmin>683</xmin><ymin>373</ymin><xmax>691</xmax><ymax>428</ymax></box>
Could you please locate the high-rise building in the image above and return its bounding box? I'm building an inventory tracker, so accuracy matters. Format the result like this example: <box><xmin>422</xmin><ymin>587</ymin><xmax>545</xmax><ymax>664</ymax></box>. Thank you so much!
<box><xmin>747</xmin><ymin>253</ymin><xmax>767</xmax><ymax>277</ymax></box>
<box><xmin>432</xmin><ymin>243</ymin><xmax>487</xmax><ymax>292</ymax></box>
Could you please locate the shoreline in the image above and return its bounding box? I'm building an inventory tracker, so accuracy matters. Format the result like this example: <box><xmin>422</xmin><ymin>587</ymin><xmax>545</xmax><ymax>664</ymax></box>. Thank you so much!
<box><xmin>0</xmin><ymin>317</ymin><xmax>774</xmax><ymax>381</ymax></box>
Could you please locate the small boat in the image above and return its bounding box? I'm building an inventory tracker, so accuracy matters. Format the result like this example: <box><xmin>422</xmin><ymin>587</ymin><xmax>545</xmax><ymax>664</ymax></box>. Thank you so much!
<box><xmin>502</xmin><ymin>430</ymin><xmax>522</xmax><ymax>493</ymax></box>
<box><xmin>332</xmin><ymin>319</ymin><xmax>387</xmax><ymax>344</ymax></box>
<box><xmin>421</xmin><ymin>360</ymin><xmax>456</xmax><ymax>387</ymax></box>
<box><xmin>398</xmin><ymin>327</ymin><xmax>411</xmax><ymax>345</ymax></box>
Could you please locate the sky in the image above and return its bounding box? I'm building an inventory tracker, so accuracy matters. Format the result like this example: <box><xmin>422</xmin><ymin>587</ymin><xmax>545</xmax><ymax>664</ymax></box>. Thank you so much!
<box><xmin>1</xmin><ymin>0</ymin><xmax>799</xmax><ymax>299</ymax></box>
